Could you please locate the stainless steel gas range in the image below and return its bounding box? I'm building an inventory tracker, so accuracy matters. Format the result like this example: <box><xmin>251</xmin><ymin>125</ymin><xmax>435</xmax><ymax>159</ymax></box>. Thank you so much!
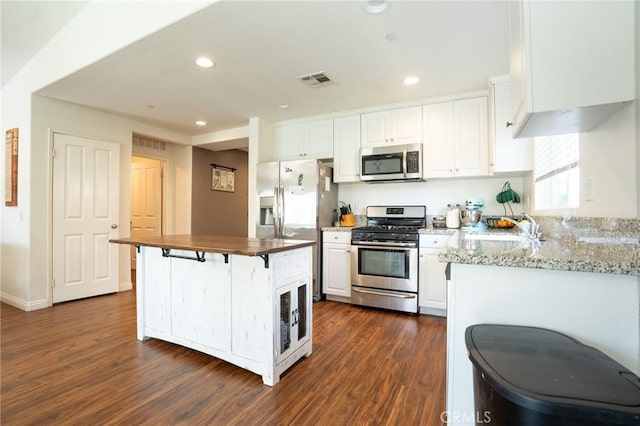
<box><xmin>350</xmin><ymin>205</ymin><xmax>426</xmax><ymax>314</ymax></box>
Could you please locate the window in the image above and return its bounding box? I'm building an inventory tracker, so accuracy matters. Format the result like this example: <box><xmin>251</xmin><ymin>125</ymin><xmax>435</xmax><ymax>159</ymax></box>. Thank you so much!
<box><xmin>534</xmin><ymin>133</ymin><xmax>579</xmax><ymax>210</ymax></box>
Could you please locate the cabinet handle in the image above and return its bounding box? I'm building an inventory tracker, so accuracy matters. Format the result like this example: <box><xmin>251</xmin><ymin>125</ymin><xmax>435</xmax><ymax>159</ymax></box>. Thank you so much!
<box><xmin>506</xmin><ymin>121</ymin><xmax>513</xmax><ymax>127</ymax></box>
<box><xmin>390</xmin><ymin>138</ymin><xmax>394</xmax><ymax>142</ymax></box>
<box><xmin>455</xmin><ymin>168</ymin><xmax>459</xmax><ymax>172</ymax></box>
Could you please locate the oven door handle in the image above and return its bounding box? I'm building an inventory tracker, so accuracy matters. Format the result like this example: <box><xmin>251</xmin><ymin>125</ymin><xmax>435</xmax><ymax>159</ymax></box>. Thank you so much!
<box><xmin>351</xmin><ymin>241</ymin><xmax>416</xmax><ymax>248</ymax></box>
<box><xmin>353</xmin><ymin>288</ymin><xmax>416</xmax><ymax>299</ymax></box>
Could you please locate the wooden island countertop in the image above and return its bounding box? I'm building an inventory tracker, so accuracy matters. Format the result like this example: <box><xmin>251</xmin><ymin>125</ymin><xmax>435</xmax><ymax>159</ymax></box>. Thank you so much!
<box><xmin>110</xmin><ymin>234</ymin><xmax>316</xmax><ymax>256</ymax></box>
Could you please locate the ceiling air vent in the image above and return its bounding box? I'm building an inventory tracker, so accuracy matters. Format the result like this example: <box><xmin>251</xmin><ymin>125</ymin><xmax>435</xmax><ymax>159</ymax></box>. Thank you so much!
<box><xmin>297</xmin><ymin>71</ymin><xmax>335</xmax><ymax>88</ymax></box>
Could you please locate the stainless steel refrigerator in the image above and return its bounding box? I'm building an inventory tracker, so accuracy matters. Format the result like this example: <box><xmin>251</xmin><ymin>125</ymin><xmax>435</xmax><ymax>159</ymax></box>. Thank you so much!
<box><xmin>256</xmin><ymin>160</ymin><xmax>337</xmax><ymax>301</ymax></box>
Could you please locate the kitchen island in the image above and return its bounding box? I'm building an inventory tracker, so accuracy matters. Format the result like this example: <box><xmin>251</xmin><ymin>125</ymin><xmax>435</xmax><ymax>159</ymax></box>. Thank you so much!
<box><xmin>110</xmin><ymin>234</ymin><xmax>315</xmax><ymax>386</ymax></box>
<box><xmin>440</xmin><ymin>227</ymin><xmax>640</xmax><ymax>425</ymax></box>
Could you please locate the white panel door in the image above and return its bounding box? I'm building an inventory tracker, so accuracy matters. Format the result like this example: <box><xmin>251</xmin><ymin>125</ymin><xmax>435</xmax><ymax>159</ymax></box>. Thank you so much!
<box><xmin>52</xmin><ymin>133</ymin><xmax>120</xmax><ymax>303</ymax></box>
<box><xmin>130</xmin><ymin>157</ymin><xmax>163</xmax><ymax>268</ymax></box>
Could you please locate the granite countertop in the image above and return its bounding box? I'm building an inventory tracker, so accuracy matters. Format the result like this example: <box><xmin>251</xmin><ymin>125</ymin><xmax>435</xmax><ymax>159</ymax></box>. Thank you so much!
<box><xmin>322</xmin><ymin>226</ymin><xmax>354</xmax><ymax>232</ymax></box>
<box><xmin>110</xmin><ymin>234</ymin><xmax>315</xmax><ymax>256</ymax></box>
<box><xmin>440</xmin><ymin>230</ymin><xmax>640</xmax><ymax>276</ymax></box>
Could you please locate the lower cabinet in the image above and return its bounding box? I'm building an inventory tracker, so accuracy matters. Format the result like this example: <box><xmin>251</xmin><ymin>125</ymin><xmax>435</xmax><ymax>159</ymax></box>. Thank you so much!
<box><xmin>276</xmin><ymin>278</ymin><xmax>310</xmax><ymax>365</ymax></box>
<box><xmin>322</xmin><ymin>231</ymin><xmax>351</xmax><ymax>298</ymax></box>
<box><xmin>418</xmin><ymin>234</ymin><xmax>451</xmax><ymax>316</ymax></box>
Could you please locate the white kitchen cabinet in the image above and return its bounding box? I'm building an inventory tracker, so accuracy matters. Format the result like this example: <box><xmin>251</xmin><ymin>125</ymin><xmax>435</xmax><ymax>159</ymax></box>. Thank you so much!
<box><xmin>276</xmin><ymin>277</ymin><xmax>311</xmax><ymax>366</ymax></box>
<box><xmin>333</xmin><ymin>115</ymin><xmax>361</xmax><ymax>183</ymax></box>
<box><xmin>489</xmin><ymin>75</ymin><xmax>533</xmax><ymax>174</ymax></box>
<box><xmin>275</xmin><ymin>119</ymin><xmax>333</xmax><ymax>160</ymax></box>
<box><xmin>322</xmin><ymin>231</ymin><xmax>351</xmax><ymax>298</ymax></box>
<box><xmin>361</xmin><ymin>106</ymin><xmax>422</xmax><ymax>148</ymax></box>
<box><xmin>508</xmin><ymin>0</ymin><xmax>634</xmax><ymax>138</ymax></box>
<box><xmin>423</xmin><ymin>97</ymin><xmax>489</xmax><ymax>178</ymax></box>
<box><xmin>418</xmin><ymin>234</ymin><xmax>450</xmax><ymax>316</ymax></box>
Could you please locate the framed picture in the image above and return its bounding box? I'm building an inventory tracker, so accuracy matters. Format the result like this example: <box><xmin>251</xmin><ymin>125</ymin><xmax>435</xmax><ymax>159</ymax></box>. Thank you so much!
<box><xmin>5</xmin><ymin>128</ymin><xmax>18</xmax><ymax>206</ymax></box>
<box><xmin>211</xmin><ymin>164</ymin><xmax>235</xmax><ymax>193</ymax></box>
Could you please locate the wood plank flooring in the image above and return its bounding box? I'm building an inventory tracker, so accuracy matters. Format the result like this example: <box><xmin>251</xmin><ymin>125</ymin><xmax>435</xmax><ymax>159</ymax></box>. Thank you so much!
<box><xmin>1</xmin><ymin>292</ymin><xmax>446</xmax><ymax>425</ymax></box>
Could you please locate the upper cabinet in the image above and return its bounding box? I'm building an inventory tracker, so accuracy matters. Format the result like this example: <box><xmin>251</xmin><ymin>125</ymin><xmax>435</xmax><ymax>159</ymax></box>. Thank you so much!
<box><xmin>361</xmin><ymin>106</ymin><xmax>422</xmax><ymax>148</ymax></box>
<box><xmin>333</xmin><ymin>115</ymin><xmax>361</xmax><ymax>183</ymax></box>
<box><xmin>489</xmin><ymin>75</ymin><xmax>533</xmax><ymax>174</ymax></box>
<box><xmin>275</xmin><ymin>119</ymin><xmax>334</xmax><ymax>161</ymax></box>
<box><xmin>509</xmin><ymin>0</ymin><xmax>634</xmax><ymax>138</ymax></box>
<box><xmin>423</xmin><ymin>96</ymin><xmax>489</xmax><ymax>178</ymax></box>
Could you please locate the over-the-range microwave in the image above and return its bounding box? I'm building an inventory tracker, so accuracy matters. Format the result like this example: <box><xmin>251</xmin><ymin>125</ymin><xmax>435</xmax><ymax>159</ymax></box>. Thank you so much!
<box><xmin>359</xmin><ymin>143</ymin><xmax>423</xmax><ymax>182</ymax></box>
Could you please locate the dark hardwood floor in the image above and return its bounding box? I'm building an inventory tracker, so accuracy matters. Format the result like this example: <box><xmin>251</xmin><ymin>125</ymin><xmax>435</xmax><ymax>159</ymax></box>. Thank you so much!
<box><xmin>1</xmin><ymin>292</ymin><xmax>446</xmax><ymax>425</ymax></box>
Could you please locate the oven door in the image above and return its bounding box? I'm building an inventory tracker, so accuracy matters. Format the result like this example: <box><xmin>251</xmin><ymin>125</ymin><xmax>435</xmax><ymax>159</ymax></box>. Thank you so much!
<box><xmin>351</xmin><ymin>243</ymin><xmax>418</xmax><ymax>292</ymax></box>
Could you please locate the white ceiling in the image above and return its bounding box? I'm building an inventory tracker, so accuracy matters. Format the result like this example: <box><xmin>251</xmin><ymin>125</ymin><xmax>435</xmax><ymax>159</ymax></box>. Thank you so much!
<box><xmin>2</xmin><ymin>1</ymin><xmax>510</xmax><ymax>139</ymax></box>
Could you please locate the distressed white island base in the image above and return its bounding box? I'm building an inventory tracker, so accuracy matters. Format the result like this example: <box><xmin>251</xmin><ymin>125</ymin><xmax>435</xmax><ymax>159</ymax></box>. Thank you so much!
<box><xmin>112</xmin><ymin>235</ymin><xmax>314</xmax><ymax>386</ymax></box>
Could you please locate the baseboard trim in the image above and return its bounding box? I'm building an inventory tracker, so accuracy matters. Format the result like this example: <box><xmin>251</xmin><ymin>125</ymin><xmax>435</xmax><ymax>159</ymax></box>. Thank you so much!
<box><xmin>119</xmin><ymin>282</ymin><xmax>133</xmax><ymax>292</ymax></box>
<box><xmin>1</xmin><ymin>292</ymin><xmax>50</xmax><ymax>311</ymax></box>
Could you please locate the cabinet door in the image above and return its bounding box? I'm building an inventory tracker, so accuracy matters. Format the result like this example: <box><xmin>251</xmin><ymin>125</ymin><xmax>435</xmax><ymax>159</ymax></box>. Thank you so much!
<box><xmin>276</xmin><ymin>278</ymin><xmax>310</xmax><ymax>364</ymax></box>
<box><xmin>423</xmin><ymin>103</ymin><xmax>455</xmax><ymax>178</ymax></box>
<box><xmin>322</xmin><ymin>242</ymin><xmax>351</xmax><ymax>297</ymax></box>
<box><xmin>390</xmin><ymin>106</ymin><xmax>422</xmax><ymax>145</ymax></box>
<box><xmin>333</xmin><ymin>116</ymin><xmax>361</xmax><ymax>183</ymax></box>
<box><xmin>509</xmin><ymin>0</ymin><xmax>634</xmax><ymax>138</ymax></box>
<box><xmin>490</xmin><ymin>76</ymin><xmax>533</xmax><ymax>173</ymax></box>
<box><xmin>360</xmin><ymin>111</ymin><xmax>389</xmax><ymax>147</ymax></box>
<box><xmin>508</xmin><ymin>0</ymin><xmax>528</xmax><ymax>136</ymax></box>
<box><xmin>304</xmin><ymin>119</ymin><xmax>334</xmax><ymax>159</ymax></box>
<box><xmin>453</xmin><ymin>97</ymin><xmax>489</xmax><ymax>177</ymax></box>
<box><xmin>418</xmin><ymin>249</ymin><xmax>447</xmax><ymax>313</ymax></box>
<box><xmin>275</xmin><ymin>125</ymin><xmax>305</xmax><ymax>160</ymax></box>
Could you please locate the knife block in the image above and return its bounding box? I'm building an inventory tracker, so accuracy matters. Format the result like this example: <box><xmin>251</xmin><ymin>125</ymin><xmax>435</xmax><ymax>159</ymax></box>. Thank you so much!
<box><xmin>340</xmin><ymin>212</ymin><xmax>355</xmax><ymax>227</ymax></box>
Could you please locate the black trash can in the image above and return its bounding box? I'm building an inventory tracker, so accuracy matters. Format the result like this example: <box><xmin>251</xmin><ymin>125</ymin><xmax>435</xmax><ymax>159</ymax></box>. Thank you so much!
<box><xmin>465</xmin><ymin>324</ymin><xmax>640</xmax><ymax>426</ymax></box>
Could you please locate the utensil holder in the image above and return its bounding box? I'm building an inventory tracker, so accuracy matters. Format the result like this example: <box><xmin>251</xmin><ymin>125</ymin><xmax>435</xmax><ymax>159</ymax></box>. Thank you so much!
<box><xmin>340</xmin><ymin>212</ymin><xmax>356</xmax><ymax>227</ymax></box>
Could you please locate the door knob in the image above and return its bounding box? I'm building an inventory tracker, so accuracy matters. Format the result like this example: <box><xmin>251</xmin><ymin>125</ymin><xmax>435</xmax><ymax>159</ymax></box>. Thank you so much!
<box><xmin>111</xmin><ymin>224</ymin><xmax>118</xmax><ymax>229</ymax></box>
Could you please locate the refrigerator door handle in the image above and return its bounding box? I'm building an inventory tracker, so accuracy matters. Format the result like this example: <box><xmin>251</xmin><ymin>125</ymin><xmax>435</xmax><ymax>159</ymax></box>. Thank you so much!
<box><xmin>279</xmin><ymin>184</ymin><xmax>285</xmax><ymax>238</ymax></box>
<box><xmin>273</xmin><ymin>183</ymin><xmax>280</xmax><ymax>238</ymax></box>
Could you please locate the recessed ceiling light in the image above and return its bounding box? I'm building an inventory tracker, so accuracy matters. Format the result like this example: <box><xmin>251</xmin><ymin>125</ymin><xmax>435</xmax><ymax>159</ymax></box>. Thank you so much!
<box><xmin>195</xmin><ymin>57</ymin><xmax>215</xmax><ymax>68</ymax></box>
<box><xmin>278</xmin><ymin>104</ymin><xmax>290</xmax><ymax>109</ymax></box>
<box><xmin>385</xmin><ymin>33</ymin><xmax>398</xmax><ymax>42</ymax></box>
<box><xmin>403</xmin><ymin>76</ymin><xmax>420</xmax><ymax>86</ymax></box>
<box><xmin>195</xmin><ymin>120</ymin><xmax>207</xmax><ymax>126</ymax></box>
<box><xmin>365</xmin><ymin>0</ymin><xmax>387</xmax><ymax>14</ymax></box>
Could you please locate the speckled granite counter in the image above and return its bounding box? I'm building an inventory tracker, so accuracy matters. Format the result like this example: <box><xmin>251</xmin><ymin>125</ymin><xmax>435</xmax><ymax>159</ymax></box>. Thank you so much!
<box><xmin>440</xmin><ymin>226</ymin><xmax>640</xmax><ymax>276</ymax></box>
<box><xmin>321</xmin><ymin>226</ymin><xmax>354</xmax><ymax>232</ymax></box>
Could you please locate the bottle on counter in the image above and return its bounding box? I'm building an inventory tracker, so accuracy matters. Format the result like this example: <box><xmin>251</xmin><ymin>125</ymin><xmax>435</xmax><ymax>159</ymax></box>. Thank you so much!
<box><xmin>446</xmin><ymin>204</ymin><xmax>461</xmax><ymax>229</ymax></box>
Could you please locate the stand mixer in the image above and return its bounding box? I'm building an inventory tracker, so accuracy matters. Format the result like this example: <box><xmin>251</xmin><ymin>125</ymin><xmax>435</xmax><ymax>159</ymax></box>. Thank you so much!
<box><xmin>460</xmin><ymin>198</ymin><xmax>486</xmax><ymax>229</ymax></box>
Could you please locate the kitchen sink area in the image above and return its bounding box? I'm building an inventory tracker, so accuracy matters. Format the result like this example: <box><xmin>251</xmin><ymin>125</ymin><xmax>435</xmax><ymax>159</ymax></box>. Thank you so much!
<box><xmin>459</xmin><ymin>231</ymin><xmax>529</xmax><ymax>242</ymax></box>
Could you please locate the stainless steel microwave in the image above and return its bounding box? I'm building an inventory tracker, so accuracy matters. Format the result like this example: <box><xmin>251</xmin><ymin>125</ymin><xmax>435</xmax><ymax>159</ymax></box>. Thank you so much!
<box><xmin>359</xmin><ymin>143</ymin><xmax>423</xmax><ymax>182</ymax></box>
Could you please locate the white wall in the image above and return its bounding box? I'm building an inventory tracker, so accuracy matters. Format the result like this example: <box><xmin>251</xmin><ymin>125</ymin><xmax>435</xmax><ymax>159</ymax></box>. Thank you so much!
<box><xmin>578</xmin><ymin>103</ymin><xmax>637</xmax><ymax>217</ymax></box>
<box><xmin>0</xmin><ymin>1</ymin><xmax>212</xmax><ymax>309</ymax></box>
<box><xmin>338</xmin><ymin>176</ymin><xmax>527</xmax><ymax>218</ymax></box>
<box><xmin>6</xmin><ymin>95</ymin><xmax>193</xmax><ymax>309</ymax></box>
